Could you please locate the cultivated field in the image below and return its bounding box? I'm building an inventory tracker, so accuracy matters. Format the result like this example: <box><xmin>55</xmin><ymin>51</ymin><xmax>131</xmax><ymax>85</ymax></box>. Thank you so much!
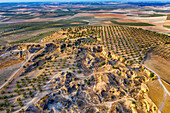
<box><xmin>144</xmin><ymin>53</ymin><xmax>170</xmax><ymax>83</ymax></box>
<box><xmin>0</xmin><ymin>25</ymin><xmax>168</xmax><ymax>112</ymax></box>
<box><xmin>0</xmin><ymin>2</ymin><xmax>169</xmax><ymax>113</ymax></box>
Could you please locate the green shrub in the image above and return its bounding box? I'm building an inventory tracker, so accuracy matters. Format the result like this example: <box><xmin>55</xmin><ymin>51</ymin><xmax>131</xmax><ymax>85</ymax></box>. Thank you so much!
<box><xmin>101</xmin><ymin>62</ymin><xmax>105</xmax><ymax>66</ymax></box>
<box><xmin>108</xmin><ymin>54</ymin><xmax>112</xmax><ymax>58</ymax></box>
<box><xmin>150</xmin><ymin>73</ymin><xmax>154</xmax><ymax>77</ymax></box>
<box><xmin>38</xmin><ymin>66</ymin><xmax>42</xmax><ymax>70</ymax></box>
<box><xmin>86</xmin><ymin>81</ymin><xmax>90</xmax><ymax>86</ymax></box>
<box><xmin>132</xmin><ymin>101</ymin><xmax>136</xmax><ymax>104</ymax></box>
<box><xmin>1</xmin><ymin>91</ymin><xmax>5</xmax><ymax>94</ymax></box>
<box><xmin>112</xmin><ymin>66</ymin><xmax>119</xmax><ymax>69</ymax></box>
<box><xmin>17</xmin><ymin>97</ymin><xmax>21</xmax><ymax>101</ymax></box>
<box><xmin>6</xmin><ymin>109</ymin><xmax>10</xmax><ymax>113</ymax></box>
<box><xmin>18</xmin><ymin>101</ymin><xmax>24</xmax><ymax>107</ymax></box>
<box><xmin>77</xmin><ymin>70</ymin><xmax>82</xmax><ymax>73</ymax></box>
<box><xmin>9</xmin><ymin>94</ymin><xmax>13</xmax><ymax>98</ymax></box>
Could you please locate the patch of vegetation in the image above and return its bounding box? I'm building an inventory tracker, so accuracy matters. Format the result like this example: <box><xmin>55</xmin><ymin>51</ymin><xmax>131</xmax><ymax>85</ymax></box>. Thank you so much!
<box><xmin>38</xmin><ymin>66</ymin><xmax>42</xmax><ymax>70</ymax></box>
<box><xmin>140</xmin><ymin>14</ymin><xmax>166</xmax><ymax>17</ymax></box>
<box><xmin>163</xmin><ymin>26</ymin><xmax>170</xmax><ymax>29</ymax></box>
<box><xmin>1</xmin><ymin>20</ymin><xmax>88</xmax><ymax>40</ymax></box>
<box><xmin>11</xmin><ymin>30</ymin><xmax>56</xmax><ymax>43</ymax></box>
<box><xmin>101</xmin><ymin>62</ymin><xmax>106</xmax><ymax>66</ymax></box>
<box><xmin>167</xmin><ymin>14</ymin><xmax>170</xmax><ymax>20</ymax></box>
<box><xmin>111</xmin><ymin>20</ymin><xmax>154</xmax><ymax>26</ymax></box>
<box><xmin>112</xmin><ymin>66</ymin><xmax>119</xmax><ymax>69</ymax></box>
<box><xmin>150</xmin><ymin>72</ymin><xmax>154</xmax><ymax>78</ymax></box>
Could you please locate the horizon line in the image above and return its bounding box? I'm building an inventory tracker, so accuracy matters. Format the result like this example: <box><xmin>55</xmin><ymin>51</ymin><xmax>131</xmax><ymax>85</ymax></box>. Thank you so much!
<box><xmin>0</xmin><ymin>1</ymin><xmax>170</xmax><ymax>3</ymax></box>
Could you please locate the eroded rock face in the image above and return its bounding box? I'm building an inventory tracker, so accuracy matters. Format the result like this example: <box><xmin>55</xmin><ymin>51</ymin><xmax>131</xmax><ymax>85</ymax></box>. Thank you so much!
<box><xmin>59</xmin><ymin>72</ymin><xmax>77</xmax><ymax>85</ymax></box>
<box><xmin>25</xmin><ymin>47</ymin><xmax>157</xmax><ymax>113</ymax></box>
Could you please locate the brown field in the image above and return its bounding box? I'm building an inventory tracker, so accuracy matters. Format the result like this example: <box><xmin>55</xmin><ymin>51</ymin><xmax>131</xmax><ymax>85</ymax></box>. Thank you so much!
<box><xmin>82</xmin><ymin>10</ymin><xmax>113</xmax><ymax>13</ymax></box>
<box><xmin>104</xmin><ymin>21</ymin><xmax>113</xmax><ymax>24</ymax></box>
<box><xmin>144</xmin><ymin>53</ymin><xmax>170</xmax><ymax>83</ymax></box>
<box><xmin>0</xmin><ymin>63</ymin><xmax>22</xmax><ymax>85</ymax></box>
<box><xmin>95</xmin><ymin>13</ymin><xmax>125</xmax><ymax>18</ymax></box>
<box><xmin>73</xmin><ymin>13</ymin><xmax>126</xmax><ymax>18</ymax></box>
<box><xmin>160</xmin><ymin>80</ymin><xmax>170</xmax><ymax>113</ymax></box>
<box><xmin>161</xmin><ymin>95</ymin><xmax>170</xmax><ymax>113</ymax></box>
<box><xmin>116</xmin><ymin>19</ymin><xmax>143</xmax><ymax>23</ymax></box>
<box><xmin>129</xmin><ymin>16</ymin><xmax>167</xmax><ymax>24</ymax></box>
<box><xmin>162</xmin><ymin>80</ymin><xmax>170</xmax><ymax>93</ymax></box>
<box><xmin>0</xmin><ymin>58</ymin><xmax>24</xmax><ymax>71</ymax></box>
<box><xmin>120</xmin><ymin>16</ymin><xmax>170</xmax><ymax>35</ymax></box>
<box><xmin>164</xmin><ymin>20</ymin><xmax>170</xmax><ymax>26</ymax></box>
<box><xmin>70</xmin><ymin>22</ymin><xmax>83</xmax><ymax>25</ymax></box>
<box><xmin>133</xmin><ymin>25</ymin><xmax>170</xmax><ymax>35</ymax></box>
<box><xmin>85</xmin><ymin>14</ymin><xmax>170</xmax><ymax>35</ymax></box>
<box><xmin>146</xmin><ymin>80</ymin><xmax>165</xmax><ymax>109</ymax></box>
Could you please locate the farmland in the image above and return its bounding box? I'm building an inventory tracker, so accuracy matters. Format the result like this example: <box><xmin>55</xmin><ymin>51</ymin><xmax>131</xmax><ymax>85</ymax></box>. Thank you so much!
<box><xmin>0</xmin><ymin>2</ymin><xmax>170</xmax><ymax>46</ymax></box>
<box><xmin>0</xmin><ymin>25</ymin><xmax>168</xmax><ymax>112</ymax></box>
<box><xmin>50</xmin><ymin>26</ymin><xmax>169</xmax><ymax>63</ymax></box>
<box><xmin>0</xmin><ymin>1</ymin><xmax>169</xmax><ymax>113</ymax></box>
<box><xmin>111</xmin><ymin>20</ymin><xmax>155</xmax><ymax>26</ymax></box>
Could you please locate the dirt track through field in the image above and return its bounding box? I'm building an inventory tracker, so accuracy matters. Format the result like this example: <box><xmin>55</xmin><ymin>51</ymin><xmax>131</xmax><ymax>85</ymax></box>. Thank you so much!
<box><xmin>143</xmin><ymin>64</ymin><xmax>170</xmax><ymax>113</ymax></box>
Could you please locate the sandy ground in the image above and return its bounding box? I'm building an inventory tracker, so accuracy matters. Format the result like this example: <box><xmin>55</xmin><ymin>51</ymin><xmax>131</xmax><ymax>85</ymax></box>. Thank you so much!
<box><xmin>144</xmin><ymin>53</ymin><xmax>170</xmax><ymax>83</ymax></box>
<box><xmin>164</xmin><ymin>20</ymin><xmax>170</xmax><ymax>26</ymax></box>
<box><xmin>127</xmin><ymin>16</ymin><xmax>170</xmax><ymax>34</ymax></box>
<box><xmin>134</xmin><ymin>25</ymin><xmax>170</xmax><ymax>35</ymax></box>
<box><xmin>129</xmin><ymin>16</ymin><xmax>167</xmax><ymax>24</ymax></box>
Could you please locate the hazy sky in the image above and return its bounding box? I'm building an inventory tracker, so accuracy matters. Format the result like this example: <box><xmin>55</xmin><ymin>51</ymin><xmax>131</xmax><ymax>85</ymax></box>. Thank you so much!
<box><xmin>0</xmin><ymin>0</ymin><xmax>169</xmax><ymax>2</ymax></box>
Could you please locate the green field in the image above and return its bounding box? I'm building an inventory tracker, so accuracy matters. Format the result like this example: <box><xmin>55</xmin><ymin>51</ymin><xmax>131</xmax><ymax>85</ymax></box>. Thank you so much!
<box><xmin>10</xmin><ymin>30</ymin><xmax>57</xmax><ymax>44</ymax></box>
<box><xmin>111</xmin><ymin>20</ymin><xmax>155</xmax><ymax>26</ymax></box>
<box><xmin>140</xmin><ymin>14</ymin><xmax>166</xmax><ymax>17</ymax></box>
<box><xmin>0</xmin><ymin>20</ymin><xmax>88</xmax><ymax>37</ymax></box>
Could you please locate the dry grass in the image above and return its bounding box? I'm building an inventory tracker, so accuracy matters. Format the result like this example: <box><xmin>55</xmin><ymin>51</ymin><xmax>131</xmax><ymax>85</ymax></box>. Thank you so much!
<box><xmin>161</xmin><ymin>80</ymin><xmax>170</xmax><ymax>113</ymax></box>
<box><xmin>0</xmin><ymin>63</ymin><xmax>22</xmax><ymax>85</ymax></box>
<box><xmin>0</xmin><ymin>58</ymin><xmax>24</xmax><ymax>71</ymax></box>
<box><xmin>146</xmin><ymin>80</ymin><xmax>164</xmax><ymax>108</ymax></box>
<box><xmin>144</xmin><ymin>53</ymin><xmax>170</xmax><ymax>83</ymax></box>
<box><xmin>162</xmin><ymin>80</ymin><xmax>170</xmax><ymax>93</ymax></box>
<box><xmin>161</xmin><ymin>95</ymin><xmax>170</xmax><ymax>113</ymax></box>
